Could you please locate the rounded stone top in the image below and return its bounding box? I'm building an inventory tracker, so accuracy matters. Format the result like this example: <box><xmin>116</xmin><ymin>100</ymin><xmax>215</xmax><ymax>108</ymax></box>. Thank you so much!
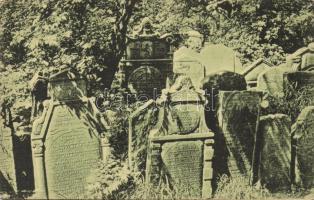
<box><xmin>186</xmin><ymin>30</ymin><xmax>203</xmax><ymax>38</ymax></box>
<box><xmin>308</xmin><ymin>42</ymin><xmax>314</xmax><ymax>51</ymax></box>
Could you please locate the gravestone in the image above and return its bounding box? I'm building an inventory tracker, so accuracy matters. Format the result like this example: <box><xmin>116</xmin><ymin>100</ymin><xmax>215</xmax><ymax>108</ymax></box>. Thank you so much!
<box><xmin>128</xmin><ymin>66</ymin><xmax>163</xmax><ymax>99</ymax></box>
<box><xmin>128</xmin><ymin>100</ymin><xmax>159</xmax><ymax>173</ymax></box>
<box><xmin>48</xmin><ymin>68</ymin><xmax>87</xmax><ymax>101</ymax></box>
<box><xmin>120</xmin><ymin>17</ymin><xmax>175</xmax><ymax>96</ymax></box>
<box><xmin>241</xmin><ymin>58</ymin><xmax>274</xmax><ymax>88</ymax></box>
<box><xmin>283</xmin><ymin>71</ymin><xmax>314</xmax><ymax>104</ymax></box>
<box><xmin>200</xmin><ymin>44</ymin><xmax>243</xmax><ymax>75</ymax></box>
<box><xmin>146</xmin><ymin>86</ymin><xmax>214</xmax><ymax>198</ymax></box>
<box><xmin>286</xmin><ymin>42</ymin><xmax>314</xmax><ymax>71</ymax></box>
<box><xmin>173</xmin><ymin>47</ymin><xmax>205</xmax><ymax>89</ymax></box>
<box><xmin>0</xmin><ymin>121</ymin><xmax>17</xmax><ymax>193</ymax></box>
<box><xmin>292</xmin><ymin>106</ymin><xmax>314</xmax><ymax>189</ymax></box>
<box><xmin>257</xmin><ymin>114</ymin><xmax>292</xmax><ymax>192</ymax></box>
<box><xmin>257</xmin><ymin>64</ymin><xmax>293</xmax><ymax>97</ymax></box>
<box><xmin>161</xmin><ymin>140</ymin><xmax>204</xmax><ymax>195</ymax></box>
<box><xmin>216</xmin><ymin>91</ymin><xmax>262</xmax><ymax>181</ymax></box>
<box><xmin>31</xmin><ymin>68</ymin><xmax>102</xmax><ymax>199</ymax></box>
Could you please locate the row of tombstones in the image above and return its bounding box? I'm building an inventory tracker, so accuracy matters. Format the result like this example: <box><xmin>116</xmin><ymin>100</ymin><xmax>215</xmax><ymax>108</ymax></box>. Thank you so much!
<box><xmin>0</xmin><ymin>42</ymin><xmax>313</xmax><ymax>199</ymax></box>
<box><xmin>129</xmin><ymin>67</ymin><xmax>314</xmax><ymax>199</ymax></box>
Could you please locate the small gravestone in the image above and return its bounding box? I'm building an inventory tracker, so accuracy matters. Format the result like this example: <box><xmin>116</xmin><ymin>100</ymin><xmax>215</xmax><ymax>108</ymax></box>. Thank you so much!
<box><xmin>200</xmin><ymin>44</ymin><xmax>243</xmax><ymax>75</ymax></box>
<box><xmin>128</xmin><ymin>66</ymin><xmax>163</xmax><ymax>99</ymax></box>
<box><xmin>217</xmin><ymin>91</ymin><xmax>262</xmax><ymax>181</ymax></box>
<box><xmin>0</xmin><ymin>121</ymin><xmax>17</xmax><ymax>193</ymax></box>
<box><xmin>31</xmin><ymin>68</ymin><xmax>101</xmax><ymax>199</ymax></box>
<box><xmin>257</xmin><ymin>64</ymin><xmax>292</xmax><ymax>97</ymax></box>
<box><xmin>286</xmin><ymin>42</ymin><xmax>314</xmax><ymax>71</ymax></box>
<box><xmin>242</xmin><ymin>58</ymin><xmax>274</xmax><ymax>88</ymax></box>
<box><xmin>128</xmin><ymin>100</ymin><xmax>159</xmax><ymax>173</ymax></box>
<box><xmin>146</xmin><ymin>86</ymin><xmax>214</xmax><ymax>198</ymax></box>
<box><xmin>257</xmin><ymin>114</ymin><xmax>292</xmax><ymax>192</ymax></box>
<box><xmin>292</xmin><ymin>106</ymin><xmax>314</xmax><ymax>189</ymax></box>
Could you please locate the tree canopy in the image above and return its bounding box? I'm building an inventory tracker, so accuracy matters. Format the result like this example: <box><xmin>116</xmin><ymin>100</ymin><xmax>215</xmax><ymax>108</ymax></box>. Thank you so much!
<box><xmin>0</xmin><ymin>0</ymin><xmax>313</xmax><ymax>118</ymax></box>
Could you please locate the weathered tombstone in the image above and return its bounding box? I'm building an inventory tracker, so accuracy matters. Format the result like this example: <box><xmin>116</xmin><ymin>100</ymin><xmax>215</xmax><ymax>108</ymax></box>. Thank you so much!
<box><xmin>257</xmin><ymin>63</ymin><xmax>293</xmax><ymax>97</ymax></box>
<box><xmin>201</xmin><ymin>71</ymin><xmax>247</xmax><ymax>130</ymax></box>
<box><xmin>216</xmin><ymin>91</ymin><xmax>262</xmax><ymax>182</ymax></box>
<box><xmin>0</xmin><ymin>120</ymin><xmax>17</xmax><ymax>193</ymax></box>
<box><xmin>119</xmin><ymin>17</ymin><xmax>175</xmax><ymax>97</ymax></box>
<box><xmin>128</xmin><ymin>100</ymin><xmax>159</xmax><ymax>173</ymax></box>
<box><xmin>173</xmin><ymin>49</ymin><xmax>205</xmax><ymax>89</ymax></box>
<box><xmin>146</xmin><ymin>86</ymin><xmax>214</xmax><ymax>198</ymax></box>
<box><xmin>292</xmin><ymin>106</ymin><xmax>314</xmax><ymax>189</ymax></box>
<box><xmin>31</xmin><ymin>68</ymin><xmax>102</xmax><ymax>199</ymax></box>
<box><xmin>287</xmin><ymin>42</ymin><xmax>314</xmax><ymax>71</ymax></box>
<box><xmin>200</xmin><ymin>44</ymin><xmax>243</xmax><ymax>75</ymax></box>
<box><xmin>241</xmin><ymin>58</ymin><xmax>274</xmax><ymax>88</ymax></box>
<box><xmin>283</xmin><ymin>71</ymin><xmax>314</xmax><ymax>104</ymax></box>
<box><xmin>128</xmin><ymin>65</ymin><xmax>163</xmax><ymax>99</ymax></box>
<box><xmin>257</xmin><ymin>114</ymin><xmax>292</xmax><ymax>192</ymax></box>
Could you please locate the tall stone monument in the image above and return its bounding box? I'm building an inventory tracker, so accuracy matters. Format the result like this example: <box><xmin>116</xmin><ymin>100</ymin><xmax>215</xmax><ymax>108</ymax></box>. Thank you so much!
<box><xmin>31</xmin><ymin>68</ymin><xmax>103</xmax><ymax>199</ymax></box>
<box><xmin>119</xmin><ymin>17</ymin><xmax>176</xmax><ymax>99</ymax></box>
<box><xmin>146</xmin><ymin>80</ymin><xmax>214</xmax><ymax>198</ymax></box>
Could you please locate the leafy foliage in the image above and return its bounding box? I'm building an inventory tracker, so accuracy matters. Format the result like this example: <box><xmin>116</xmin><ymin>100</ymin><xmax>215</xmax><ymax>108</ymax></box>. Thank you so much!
<box><xmin>142</xmin><ymin>0</ymin><xmax>313</xmax><ymax>65</ymax></box>
<box><xmin>0</xmin><ymin>0</ymin><xmax>137</xmax><ymax>120</ymax></box>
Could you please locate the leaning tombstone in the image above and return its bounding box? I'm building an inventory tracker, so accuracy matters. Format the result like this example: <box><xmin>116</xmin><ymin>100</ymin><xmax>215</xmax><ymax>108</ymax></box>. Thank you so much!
<box><xmin>128</xmin><ymin>99</ymin><xmax>159</xmax><ymax>173</ymax></box>
<box><xmin>292</xmin><ymin>106</ymin><xmax>314</xmax><ymax>189</ymax></box>
<box><xmin>31</xmin><ymin>68</ymin><xmax>103</xmax><ymax>199</ymax></box>
<box><xmin>257</xmin><ymin>63</ymin><xmax>293</xmax><ymax>97</ymax></box>
<box><xmin>286</xmin><ymin>42</ymin><xmax>314</xmax><ymax>71</ymax></box>
<box><xmin>257</xmin><ymin>114</ymin><xmax>292</xmax><ymax>192</ymax></box>
<box><xmin>216</xmin><ymin>90</ymin><xmax>262</xmax><ymax>183</ymax></box>
<box><xmin>241</xmin><ymin>58</ymin><xmax>274</xmax><ymax>88</ymax></box>
<box><xmin>146</xmin><ymin>82</ymin><xmax>214</xmax><ymax>199</ymax></box>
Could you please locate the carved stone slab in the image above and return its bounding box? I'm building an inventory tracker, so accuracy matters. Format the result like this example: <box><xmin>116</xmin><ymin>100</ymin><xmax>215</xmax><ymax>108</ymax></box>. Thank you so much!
<box><xmin>128</xmin><ymin>100</ymin><xmax>159</xmax><ymax>173</ymax></box>
<box><xmin>44</xmin><ymin>105</ymin><xmax>100</xmax><ymax>198</ymax></box>
<box><xmin>31</xmin><ymin>99</ymin><xmax>101</xmax><ymax>199</ymax></box>
<box><xmin>146</xmin><ymin>134</ymin><xmax>214</xmax><ymax>199</ymax></box>
<box><xmin>292</xmin><ymin>106</ymin><xmax>314</xmax><ymax>189</ymax></box>
<box><xmin>258</xmin><ymin>114</ymin><xmax>292</xmax><ymax>192</ymax></box>
<box><xmin>216</xmin><ymin>91</ymin><xmax>262</xmax><ymax>181</ymax></box>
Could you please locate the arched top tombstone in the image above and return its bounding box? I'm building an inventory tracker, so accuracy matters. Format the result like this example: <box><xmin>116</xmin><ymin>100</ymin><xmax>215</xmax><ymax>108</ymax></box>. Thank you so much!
<box><xmin>128</xmin><ymin>65</ymin><xmax>163</xmax><ymax>99</ymax></box>
<box><xmin>48</xmin><ymin>68</ymin><xmax>87</xmax><ymax>101</ymax></box>
<box><xmin>200</xmin><ymin>44</ymin><xmax>243</xmax><ymax>75</ymax></box>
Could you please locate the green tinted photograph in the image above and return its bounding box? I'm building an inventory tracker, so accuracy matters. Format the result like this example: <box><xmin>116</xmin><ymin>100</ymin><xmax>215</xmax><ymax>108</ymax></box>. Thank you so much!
<box><xmin>0</xmin><ymin>0</ymin><xmax>313</xmax><ymax>199</ymax></box>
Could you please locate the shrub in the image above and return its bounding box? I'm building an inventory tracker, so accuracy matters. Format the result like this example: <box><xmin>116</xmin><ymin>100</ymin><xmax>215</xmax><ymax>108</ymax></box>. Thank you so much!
<box><xmin>214</xmin><ymin>175</ymin><xmax>270</xmax><ymax>200</ymax></box>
